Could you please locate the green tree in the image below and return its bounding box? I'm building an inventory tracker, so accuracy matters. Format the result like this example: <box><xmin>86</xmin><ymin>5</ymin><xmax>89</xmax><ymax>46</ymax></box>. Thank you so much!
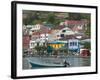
<box><xmin>84</xmin><ymin>42</ymin><xmax>91</xmax><ymax>50</ymax></box>
<box><xmin>68</xmin><ymin>13</ymin><xmax>82</xmax><ymax>20</ymax></box>
<box><xmin>32</xmin><ymin>20</ymin><xmax>42</xmax><ymax>25</ymax></box>
<box><xmin>68</xmin><ymin>13</ymin><xmax>90</xmax><ymax>20</ymax></box>
<box><xmin>53</xmin><ymin>49</ymin><xmax>58</xmax><ymax>55</ymax></box>
<box><xmin>46</xmin><ymin>13</ymin><xmax>56</xmax><ymax>24</ymax></box>
<box><xmin>41</xmin><ymin>45</ymin><xmax>47</xmax><ymax>55</ymax></box>
<box><xmin>34</xmin><ymin>46</ymin><xmax>42</xmax><ymax>55</ymax></box>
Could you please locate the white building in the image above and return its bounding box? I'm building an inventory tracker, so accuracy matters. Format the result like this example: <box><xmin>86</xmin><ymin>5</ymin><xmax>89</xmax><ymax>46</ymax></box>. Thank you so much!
<box><xmin>51</xmin><ymin>27</ymin><xmax>75</xmax><ymax>40</ymax></box>
<box><xmin>29</xmin><ymin>24</ymin><xmax>41</xmax><ymax>35</ymax></box>
<box><xmin>29</xmin><ymin>28</ymin><xmax>51</xmax><ymax>49</ymax></box>
<box><xmin>58</xmin><ymin>27</ymin><xmax>75</xmax><ymax>35</ymax></box>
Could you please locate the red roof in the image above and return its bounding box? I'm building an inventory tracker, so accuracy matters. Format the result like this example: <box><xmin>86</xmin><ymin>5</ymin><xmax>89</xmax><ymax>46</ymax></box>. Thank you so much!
<box><xmin>64</xmin><ymin>20</ymin><xmax>87</xmax><ymax>25</ymax></box>
<box><xmin>32</xmin><ymin>30</ymin><xmax>52</xmax><ymax>35</ymax></box>
<box><xmin>54</xmin><ymin>25</ymin><xmax>66</xmax><ymax>30</ymax></box>
<box><xmin>40</xmin><ymin>25</ymin><xmax>50</xmax><ymax>31</ymax></box>
<box><xmin>32</xmin><ymin>32</ymin><xmax>40</xmax><ymax>35</ymax></box>
<box><xmin>32</xmin><ymin>25</ymin><xmax>51</xmax><ymax>35</ymax></box>
<box><xmin>72</xmin><ymin>26</ymin><xmax>82</xmax><ymax>31</ymax></box>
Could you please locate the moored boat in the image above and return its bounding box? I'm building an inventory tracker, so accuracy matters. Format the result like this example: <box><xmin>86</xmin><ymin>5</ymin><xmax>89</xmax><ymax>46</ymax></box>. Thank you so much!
<box><xmin>27</xmin><ymin>57</ymin><xmax>70</xmax><ymax>68</ymax></box>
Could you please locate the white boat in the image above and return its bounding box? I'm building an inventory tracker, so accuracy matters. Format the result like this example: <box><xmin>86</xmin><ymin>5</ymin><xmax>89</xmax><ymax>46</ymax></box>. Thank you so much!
<box><xmin>27</xmin><ymin>57</ymin><xmax>70</xmax><ymax>68</ymax></box>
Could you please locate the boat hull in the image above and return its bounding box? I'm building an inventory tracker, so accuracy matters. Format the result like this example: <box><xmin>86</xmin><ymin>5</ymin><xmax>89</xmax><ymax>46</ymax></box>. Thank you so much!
<box><xmin>27</xmin><ymin>57</ymin><xmax>67</xmax><ymax>68</ymax></box>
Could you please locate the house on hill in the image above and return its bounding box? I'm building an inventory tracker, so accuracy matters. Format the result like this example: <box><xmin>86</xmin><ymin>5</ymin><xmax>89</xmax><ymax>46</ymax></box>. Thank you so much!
<box><xmin>64</xmin><ymin>20</ymin><xmax>88</xmax><ymax>34</ymax></box>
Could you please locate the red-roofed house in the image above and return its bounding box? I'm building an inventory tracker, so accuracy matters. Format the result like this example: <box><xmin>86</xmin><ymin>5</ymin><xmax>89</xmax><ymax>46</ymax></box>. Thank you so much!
<box><xmin>64</xmin><ymin>20</ymin><xmax>88</xmax><ymax>34</ymax></box>
<box><xmin>29</xmin><ymin>24</ymin><xmax>51</xmax><ymax>35</ymax></box>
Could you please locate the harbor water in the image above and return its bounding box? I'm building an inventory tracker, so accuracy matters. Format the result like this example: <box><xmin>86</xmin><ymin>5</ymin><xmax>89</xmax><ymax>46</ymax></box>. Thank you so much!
<box><xmin>23</xmin><ymin>56</ymin><xmax>90</xmax><ymax>69</ymax></box>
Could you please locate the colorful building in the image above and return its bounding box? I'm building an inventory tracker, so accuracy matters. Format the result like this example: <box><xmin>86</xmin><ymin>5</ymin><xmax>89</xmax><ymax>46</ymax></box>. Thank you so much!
<box><xmin>68</xmin><ymin>39</ymin><xmax>80</xmax><ymax>52</ymax></box>
<box><xmin>48</xmin><ymin>41</ymin><xmax>67</xmax><ymax>49</ymax></box>
<box><xmin>48</xmin><ymin>42</ymin><xmax>65</xmax><ymax>49</ymax></box>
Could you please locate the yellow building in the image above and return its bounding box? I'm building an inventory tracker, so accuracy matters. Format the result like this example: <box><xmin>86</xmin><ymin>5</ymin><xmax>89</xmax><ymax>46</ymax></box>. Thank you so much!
<box><xmin>48</xmin><ymin>42</ymin><xmax>65</xmax><ymax>49</ymax></box>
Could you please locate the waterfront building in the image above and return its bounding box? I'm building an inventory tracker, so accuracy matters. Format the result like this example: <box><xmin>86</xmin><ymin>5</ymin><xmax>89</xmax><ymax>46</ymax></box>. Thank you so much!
<box><xmin>29</xmin><ymin>27</ymin><xmax>51</xmax><ymax>49</ymax></box>
<box><xmin>68</xmin><ymin>39</ymin><xmax>80</xmax><ymax>53</ymax></box>
<box><xmin>48</xmin><ymin>42</ymin><xmax>65</xmax><ymax>49</ymax></box>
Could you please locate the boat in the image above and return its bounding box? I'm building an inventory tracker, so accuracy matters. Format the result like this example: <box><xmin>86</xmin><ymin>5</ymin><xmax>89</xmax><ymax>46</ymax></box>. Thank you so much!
<box><xmin>27</xmin><ymin>56</ymin><xmax>70</xmax><ymax>68</ymax></box>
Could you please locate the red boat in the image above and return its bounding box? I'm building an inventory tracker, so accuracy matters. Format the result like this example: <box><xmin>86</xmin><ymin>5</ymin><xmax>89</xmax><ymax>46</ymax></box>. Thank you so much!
<box><xmin>80</xmin><ymin>49</ymin><xmax>91</xmax><ymax>57</ymax></box>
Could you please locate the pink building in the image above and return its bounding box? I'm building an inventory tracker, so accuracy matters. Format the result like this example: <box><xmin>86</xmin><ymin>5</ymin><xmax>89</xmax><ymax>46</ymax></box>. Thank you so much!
<box><xmin>23</xmin><ymin>35</ymin><xmax>31</xmax><ymax>49</ymax></box>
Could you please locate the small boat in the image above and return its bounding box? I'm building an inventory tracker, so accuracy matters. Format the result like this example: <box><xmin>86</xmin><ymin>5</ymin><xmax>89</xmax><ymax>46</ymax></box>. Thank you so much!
<box><xmin>27</xmin><ymin>57</ymin><xmax>70</xmax><ymax>68</ymax></box>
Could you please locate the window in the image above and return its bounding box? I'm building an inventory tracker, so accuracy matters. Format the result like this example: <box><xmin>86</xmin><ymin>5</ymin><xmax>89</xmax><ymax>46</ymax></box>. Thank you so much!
<box><xmin>62</xmin><ymin>30</ymin><xmax>66</xmax><ymax>32</ymax></box>
<box><xmin>70</xmin><ymin>42</ymin><xmax>73</xmax><ymax>46</ymax></box>
<box><xmin>32</xmin><ymin>30</ymin><xmax>34</xmax><ymax>32</ymax></box>
<box><xmin>57</xmin><ymin>35</ymin><xmax>59</xmax><ymax>37</ymax></box>
<box><xmin>60</xmin><ymin>34</ymin><xmax>64</xmax><ymax>37</ymax></box>
<box><xmin>74</xmin><ymin>42</ymin><xmax>77</xmax><ymax>46</ymax></box>
<box><xmin>70</xmin><ymin>42</ymin><xmax>77</xmax><ymax>46</ymax></box>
